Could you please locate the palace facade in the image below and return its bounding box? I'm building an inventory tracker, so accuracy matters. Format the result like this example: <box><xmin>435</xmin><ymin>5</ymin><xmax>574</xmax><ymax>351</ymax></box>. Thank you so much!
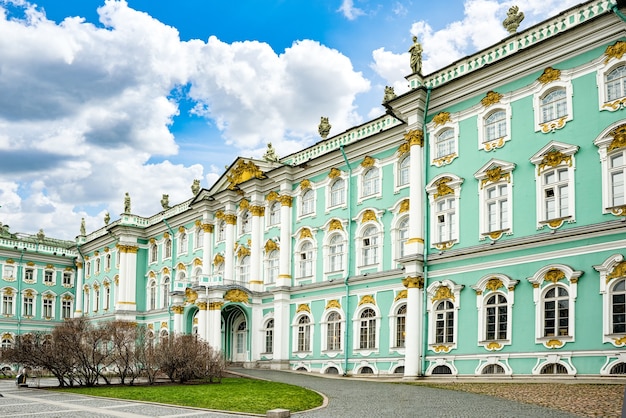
<box><xmin>3</xmin><ymin>0</ymin><xmax>626</xmax><ymax>377</ymax></box>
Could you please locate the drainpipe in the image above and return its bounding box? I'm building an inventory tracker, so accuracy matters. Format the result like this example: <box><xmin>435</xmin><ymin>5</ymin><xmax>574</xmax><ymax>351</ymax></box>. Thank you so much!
<box><xmin>611</xmin><ymin>3</ymin><xmax>626</xmax><ymax>23</ymax></box>
<box><xmin>163</xmin><ymin>219</ymin><xmax>177</xmax><ymax>332</ymax></box>
<box><xmin>340</xmin><ymin>145</ymin><xmax>353</xmax><ymax>376</ymax></box>
<box><xmin>421</xmin><ymin>87</ymin><xmax>432</xmax><ymax>376</ymax></box>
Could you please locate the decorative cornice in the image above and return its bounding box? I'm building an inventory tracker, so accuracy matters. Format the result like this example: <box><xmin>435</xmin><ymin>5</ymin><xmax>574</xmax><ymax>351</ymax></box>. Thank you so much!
<box><xmin>607</xmin><ymin>261</ymin><xmax>626</xmax><ymax>283</ymax></box>
<box><xmin>265</xmin><ymin>239</ymin><xmax>279</xmax><ymax>253</ymax></box>
<box><xmin>213</xmin><ymin>254</ymin><xmax>224</xmax><ymax>266</ymax></box>
<box><xmin>480</xmin><ymin>166</ymin><xmax>510</xmax><ymax>189</ymax></box>
<box><xmin>609</xmin><ymin>125</ymin><xmax>626</xmax><ymax>152</ymax></box>
<box><xmin>116</xmin><ymin>244</ymin><xmax>138</xmax><ymax>254</ymax></box>
<box><xmin>267</xmin><ymin>191</ymin><xmax>279</xmax><ymax>201</ymax></box>
<box><xmin>226</xmin><ymin>160</ymin><xmax>264</xmax><ymax>190</ymax></box>
<box><xmin>239</xmin><ymin>199</ymin><xmax>250</xmax><ymax>210</ymax></box>
<box><xmin>537</xmin><ymin>150</ymin><xmax>572</xmax><ymax>174</ymax></box>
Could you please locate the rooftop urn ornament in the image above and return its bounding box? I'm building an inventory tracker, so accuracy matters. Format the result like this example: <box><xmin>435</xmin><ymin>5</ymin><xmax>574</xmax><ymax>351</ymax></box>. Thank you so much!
<box><xmin>409</xmin><ymin>35</ymin><xmax>423</xmax><ymax>74</ymax></box>
<box><xmin>383</xmin><ymin>86</ymin><xmax>397</xmax><ymax>103</ymax></box>
<box><xmin>124</xmin><ymin>192</ymin><xmax>131</xmax><ymax>214</ymax></box>
<box><xmin>318</xmin><ymin>116</ymin><xmax>331</xmax><ymax>139</ymax></box>
<box><xmin>80</xmin><ymin>218</ymin><xmax>86</xmax><ymax>236</ymax></box>
<box><xmin>503</xmin><ymin>6</ymin><xmax>524</xmax><ymax>34</ymax></box>
<box><xmin>36</xmin><ymin>228</ymin><xmax>45</xmax><ymax>241</ymax></box>
<box><xmin>263</xmin><ymin>142</ymin><xmax>279</xmax><ymax>162</ymax></box>
<box><xmin>161</xmin><ymin>194</ymin><xmax>170</xmax><ymax>210</ymax></box>
<box><xmin>104</xmin><ymin>212</ymin><xmax>110</xmax><ymax>225</ymax></box>
<box><xmin>191</xmin><ymin>179</ymin><xmax>200</xmax><ymax>196</ymax></box>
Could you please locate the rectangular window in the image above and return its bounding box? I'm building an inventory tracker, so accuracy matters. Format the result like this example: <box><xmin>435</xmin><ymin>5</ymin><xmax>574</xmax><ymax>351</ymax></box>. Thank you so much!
<box><xmin>23</xmin><ymin>297</ymin><xmax>33</xmax><ymax>317</ymax></box>
<box><xmin>4</xmin><ymin>265</ymin><xmax>14</xmax><ymax>279</ymax></box>
<box><xmin>62</xmin><ymin>300</ymin><xmax>72</xmax><ymax>319</ymax></box>
<box><xmin>63</xmin><ymin>272</ymin><xmax>71</xmax><ymax>286</ymax></box>
<box><xmin>543</xmin><ymin>168</ymin><xmax>569</xmax><ymax>220</ymax></box>
<box><xmin>25</xmin><ymin>268</ymin><xmax>34</xmax><ymax>282</ymax></box>
<box><xmin>43</xmin><ymin>298</ymin><xmax>53</xmax><ymax>318</ymax></box>
<box><xmin>435</xmin><ymin>198</ymin><xmax>455</xmax><ymax>242</ymax></box>
<box><xmin>486</xmin><ymin>184</ymin><xmax>508</xmax><ymax>231</ymax></box>
<box><xmin>3</xmin><ymin>295</ymin><xmax>13</xmax><ymax>315</ymax></box>
<box><xmin>44</xmin><ymin>271</ymin><xmax>53</xmax><ymax>284</ymax></box>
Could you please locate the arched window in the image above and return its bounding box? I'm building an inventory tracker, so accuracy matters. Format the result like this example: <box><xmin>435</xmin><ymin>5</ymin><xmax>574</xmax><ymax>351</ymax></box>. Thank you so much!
<box><xmin>150</xmin><ymin>244</ymin><xmax>158</xmax><ymax>263</ymax></box>
<box><xmin>362</xmin><ymin>225</ymin><xmax>379</xmax><ymax>266</ymax></box>
<box><xmin>543</xmin><ymin>286</ymin><xmax>569</xmax><ymax>337</ymax></box>
<box><xmin>238</xmin><ymin>256</ymin><xmax>250</xmax><ymax>284</ymax></box>
<box><xmin>160</xmin><ymin>329</ymin><xmax>169</xmax><ymax>344</ymax></box>
<box><xmin>606</xmin><ymin>65</ymin><xmax>626</xmax><ymax>101</ymax></box>
<box><xmin>268</xmin><ymin>201</ymin><xmax>280</xmax><ymax>226</ymax></box>
<box><xmin>164</xmin><ymin>239</ymin><xmax>172</xmax><ymax>259</ymax></box>
<box><xmin>266</xmin><ymin>250</ymin><xmax>279</xmax><ymax>284</ymax></box>
<box><xmin>264</xmin><ymin>319</ymin><xmax>274</xmax><ymax>354</ymax></box>
<box><xmin>611</xmin><ymin>279</ymin><xmax>626</xmax><ymax>334</ymax></box>
<box><xmin>301</xmin><ymin>190</ymin><xmax>314</xmax><ymax>216</ymax></box>
<box><xmin>485</xmin><ymin>294</ymin><xmax>507</xmax><ymax>341</ymax></box>
<box><xmin>148</xmin><ymin>280</ymin><xmax>157</xmax><ymax>311</ymax></box>
<box><xmin>432</xmin><ymin>365</ymin><xmax>452</xmax><ymax>375</ymax></box>
<box><xmin>540</xmin><ymin>363</ymin><xmax>568</xmax><ymax>374</ymax></box>
<box><xmin>609</xmin><ymin>149</ymin><xmax>626</xmax><ymax>207</ymax></box>
<box><xmin>540</xmin><ymin>89</ymin><xmax>567</xmax><ymax>123</ymax></box>
<box><xmin>482</xmin><ymin>364</ymin><xmax>505</xmax><ymax>375</ymax></box>
<box><xmin>298</xmin><ymin>242</ymin><xmax>313</xmax><ymax>278</ymax></box>
<box><xmin>394</xmin><ymin>304</ymin><xmax>407</xmax><ymax>348</ymax></box>
<box><xmin>330</xmin><ymin>179</ymin><xmax>345</xmax><ymax>207</ymax></box>
<box><xmin>398</xmin><ymin>156</ymin><xmax>410</xmax><ymax>187</ymax></box>
<box><xmin>362</xmin><ymin>167</ymin><xmax>380</xmax><ymax>197</ymax></box>
<box><xmin>195</xmin><ymin>227</ymin><xmax>204</xmax><ymax>249</ymax></box>
<box><xmin>297</xmin><ymin>316</ymin><xmax>311</xmax><ymax>352</ymax></box>
<box><xmin>435</xmin><ymin>300</ymin><xmax>454</xmax><ymax>344</ymax></box>
<box><xmin>217</xmin><ymin>220</ymin><xmax>226</xmax><ymax>242</ymax></box>
<box><xmin>397</xmin><ymin>217</ymin><xmax>409</xmax><ymax>259</ymax></box>
<box><xmin>162</xmin><ymin>277</ymin><xmax>170</xmax><ymax>308</ymax></box>
<box><xmin>104</xmin><ymin>285</ymin><xmax>111</xmax><ymax>311</ymax></box>
<box><xmin>435</xmin><ymin>129</ymin><xmax>455</xmax><ymax>158</ymax></box>
<box><xmin>95</xmin><ymin>258</ymin><xmax>101</xmax><ymax>274</ymax></box>
<box><xmin>105</xmin><ymin>254</ymin><xmax>111</xmax><ymax>270</ymax></box>
<box><xmin>359</xmin><ymin>308</ymin><xmax>377</xmax><ymax>349</ymax></box>
<box><xmin>484</xmin><ymin>110</ymin><xmax>506</xmax><ymax>143</ymax></box>
<box><xmin>179</xmin><ymin>232</ymin><xmax>188</xmax><ymax>253</ymax></box>
<box><xmin>240</xmin><ymin>210</ymin><xmax>251</xmax><ymax>234</ymax></box>
<box><xmin>328</xmin><ymin>233</ymin><xmax>344</xmax><ymax>273</ymax></box>
<box><xmin>1</xmin><ymin>335</ymin><xmax>13</xmax><ymax>349</ymax></box>
<box><xmin>326</xmin><ymin>311</ymin><xmax>342</xmax><ymax>351</ymax></box>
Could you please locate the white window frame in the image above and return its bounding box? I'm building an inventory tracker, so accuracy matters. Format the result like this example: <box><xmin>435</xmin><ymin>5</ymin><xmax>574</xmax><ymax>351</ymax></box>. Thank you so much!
<box><xmin>24</xmin><ymin>267</ymin><xmax>34</xmax><ymax>283</ymax></box>
<box><xmin>391</xmin><ymin>214</ymin><xmax>410</xmax><ymax>264</ymax></box>
<box><xmin>323</xmin><ymin>223</ymin><xmax>347</xmax><ymax>280</ymax></box>
<box><xmin>354</xmin><ymin>158</ymin><xmax>382</xmax><ymax>203</ymax></box>
<box><xmin>389</xmin><ymin>300</ymin><xmax>407</xmax><ymax>353</ymax></box>
<box><xmin>472</xmin><ymin>274</ymin><xmax>518</xmax><ymax>351</ymax></box>
<box><xmin>22</xmin><ymin>290</ymin><xmax>35</xmax><ymax>317</ymax></box>
<box><xmin>527</xmin><ymin>264</ymin><xmax>581</xmax><ymax>349</ymax></box>
<box><xmin>263</xmin><ymin>317</ymin><xmax>274</xmax><ymax>356</ymax></box>
<box><xmin>163</xmin><ymin>238</ymin><xmax>172</xmax><ymax>260</ymax></box>
<box><xmin>42</xmin><ymin>294</ymin><xmax>55</xmax><ymax>319</ymax></box>
<box><xmin>477</xmin><ymin>104</ymin><xmax>511</xmax><ymax>152</ymax></box>
<box><xmin>321</xmin><ymin>308</ymin><xmax>344</xmax><ymax>355</ymax></box>
<box><xmin>239</xmin><ymin>210</ymin><xmax>251</xmax><ymax>235</ymax></box>
<box><xmin>178</xmin><ymin>232</ymin><xmax>188</xmax><ymax>254</ymax></box>
<box><xmin>61</xmin><ymin>297</ymin><xmax>73</xmax><ymax>319</ymax></box>
<box><xmin>597</xmin><ymin>52</ymin><xmax>626</xmax><ymax>111</ymax></box>
<box><xmin>594</xmin><ymin>254</ymin><xmax>626</xmax><ymax>346</ymax></box>
<box><xmin>44</xmin><ymin>269</ymin><xmax>55</xmax><ymax>285</ymax></box>
<box><xmin>532</xmin><ymin>78</ymin><xmax>573</xmax><ymax>133</ymax></box>
<box><xmin>296</xmin><ymin>240</ymin><xmax>315</xmax><ymax>280</ymax></box>
<box><xmin>427</xmin><ymin>116</ymin><xmax>459</xmax><ymax>167</ymax></box>
<box><xmin>148</xmin><ymin>279</ymin><xmax>157</xmax><ymax>311</ymax></box>
<box><xmin>150</xmin><ymin>243</ymin><xmax>158</xmax><ymax>264</ymax></box>
<box><xmin>292</xmin><ymin>313</ymin><xmax>313</xmax><ymax>356</ymax></box>
<box><xmin>352</xmin><ymin>303</ymin><xmax>380</xmax><ymax>355</ymax></box>
<box><xmin>265</xmin><ymin>249</ymin><xmax>279</xmax><ymax>285</ymax></box>
<box><xmin>426</xmin><ymin>280</ymin><xmax>463</xmax><ymax>352</ymax></box>
<box><xmin>474</xmin><ymin>160</ymin><xmax>515</xmax><ymax>240</ymax></box>
<box><xmin>1</xmin><ymin>288</ymin><xmax>15</xmax><ymax>316</ymax></box>
<box><xmin>162</xmin><ymin>276</ymin><xmax>170</xmax><ymax>309</ymax></box>
<box><xmin>267</xmin><ymin>201</ymin><xmax>281</xmax><ymax>227</ymax></box>
<box><xmin>595</xmin><ymin>124</ymin><xmax>626</xmax><ymax>215</ymax></box>
<box><xmin>216</xmin><ymin>220</ymin><xmax>226</xmax><ymax>242</ymax></box>
<box><xmin>426</xmin><ymin>174</ymin><xmax>463</xmax><ymax>249</ymax></box>
<box><xmin>237</xmin><ymin>255</ymin><xmax>250</xmax><ymax>285</ymax></box>
<box><xmin>396</xmin><ymin>155</ymin><xmax>410</xmax><ymax>189</ymax></box>
<box><xmin>328</xmin><ymin>178</ymin><xmax>347</xmax><ymax>209</ymax></box>
<box><xmin>530</xmin><ymin>141</ymin><xmax>578</xmax><ymax>229</ymax></box>
<box><xmin>355</xmin><ymin>220</ymin><xmax>383</xmax><ymax>274</ymax></box>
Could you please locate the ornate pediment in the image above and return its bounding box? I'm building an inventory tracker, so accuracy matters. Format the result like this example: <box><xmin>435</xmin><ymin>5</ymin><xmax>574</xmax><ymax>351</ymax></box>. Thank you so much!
<box><xmin>226</xmin><ymin>160</ymin><xmax>264</xmax><ymax>190</ymax></box>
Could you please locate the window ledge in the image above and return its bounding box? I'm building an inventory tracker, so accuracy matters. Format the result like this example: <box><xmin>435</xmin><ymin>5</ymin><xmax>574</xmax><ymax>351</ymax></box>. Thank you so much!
<box><xmin>539</xmin><ymin>216</ymin><xmax>572</xmax><ymax>229</ymax></box>
<box><xmin>481</xmin><ymin>229</ymin><xmax>510</xmax><ymax>241</ymax></box>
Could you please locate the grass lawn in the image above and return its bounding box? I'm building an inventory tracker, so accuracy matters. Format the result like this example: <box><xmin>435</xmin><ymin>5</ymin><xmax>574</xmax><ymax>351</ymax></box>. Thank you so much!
<box><xmin>55</xmin><ymin>377</ymin><xmax>323</xmax><ymax>414</ymax></box>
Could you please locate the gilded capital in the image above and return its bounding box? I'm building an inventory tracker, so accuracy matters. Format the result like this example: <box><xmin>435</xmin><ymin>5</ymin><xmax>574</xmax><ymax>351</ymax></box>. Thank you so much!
<box><xmin>209</xmin><ymin>301</ymin><xmax>224</xmax><ymax>310</ymax></box>
<box><xmin>224</xmin><ymin>214</ymin><xmax>237</xmax><ymax>225</ymax></box>
<box><xmin>117</xmin><ymin>244</ymin><xmax>138</xmax><ymax>254</ymax></box>
<box><xmin>171</xmin><ymin>305</ymin><xmax>184</xmax><ymax>315</ymax></box>
<box><xmin>279</xmin><ymin>195</ymin><xmax>293</xmax><ymax>207</ymax></box>
<box><xmin>202</xmin><ymin>223</ymin><xmax>214</xmax><ymax>233</ymax></box>
<box><xmin>404</xmin><ymin>129</ymin><xmax>424</xmax><ymax>147</ymax></box>
<box><xmin>251</xmin><ymin>205</ymin><xmax>265</xmax><ymax>216</ymax></box>
<box><xmin>402</xmin><ymin>276</ymin><xmax>424</xmax><ymax>289</ymax></box>
<box><xmin>196</xmin><ymin>301</ymin><xmax>208</xmax><ymax>310</ymax></box>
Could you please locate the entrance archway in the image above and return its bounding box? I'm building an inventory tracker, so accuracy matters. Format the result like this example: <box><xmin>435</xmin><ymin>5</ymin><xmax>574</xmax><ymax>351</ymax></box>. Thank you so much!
<box><xmin>222</xmin><ymin>304</ymin><xmax>248</xmax><ymax>363</ymax></box>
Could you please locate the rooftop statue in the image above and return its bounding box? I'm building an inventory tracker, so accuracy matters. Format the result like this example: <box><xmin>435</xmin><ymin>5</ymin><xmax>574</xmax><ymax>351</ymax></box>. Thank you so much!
<box><xmin>80</xmin><ymin>218</ymin><xmax>86</xmax><ymax>236</ymax></box>
<box><xmin>161</xmin><ymin>194</ymin><xmax>170</xmax><ymax>210</ymax></box>
<box><xmin>503</xmin><ymin>6</ymin><xmax>524</xmax><ymax>34</ymax></box>
<box><xmin>191</xmin><ymin>179</ymin><xmax>200</xmax><ymax>196</ymax></box>
<box><xmin>104</xmin><ymin>212</ymin><xmax>110</xmax><ymax>225</ymax></box>
<box><xmin>124</xmin><ymin>192</ymin><xmax>131</xmax><ymax>214</ymax></box>
<box><xmin>36</xmin><ymin>228</ymin><xmax>45</xmax><ymax>241</ymax></box>
<box><xmin>318</xmin><ymin>117</ymin><xmax>331</xmax><ymax>139</ymax></box>
<box><xmin>263</xmin><ymin>142</ymin><xmax>279</xmax><ymax>162</ymax></box>
<box><xmin>383</xmin><ymin>86</ymin><xmax>397</xmax><ymax>103</ymax></box>
<box><xmin>409</xmin><ymin>36</ymin><xmax>423</xmax><ymax>74</ymax></box>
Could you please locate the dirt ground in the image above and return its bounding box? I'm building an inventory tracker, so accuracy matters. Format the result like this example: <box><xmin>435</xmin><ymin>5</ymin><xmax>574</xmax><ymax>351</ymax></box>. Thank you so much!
<box><xmin>418</xmin><ymin>382</ymin><xmax>624</xmax><ymax>418</ymax></box>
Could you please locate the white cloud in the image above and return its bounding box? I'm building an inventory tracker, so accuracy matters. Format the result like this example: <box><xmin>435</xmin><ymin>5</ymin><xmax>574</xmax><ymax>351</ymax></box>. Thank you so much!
<box><xmin>0</xmin><ymin>0</ymin><xmax>371</xmax><ymax>239</ymax></box>
<box><xmin>338</xmin><ymin>0</ymin><xmax>365</xmax><ymax>20</ymax></box>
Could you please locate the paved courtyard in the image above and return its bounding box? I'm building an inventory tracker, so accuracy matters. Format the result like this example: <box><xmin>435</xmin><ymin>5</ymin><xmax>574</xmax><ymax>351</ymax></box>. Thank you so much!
<box><xmin>0</xmin><ymin>370</ymin><xmax>583</xmax><ymax>417</ymax></box>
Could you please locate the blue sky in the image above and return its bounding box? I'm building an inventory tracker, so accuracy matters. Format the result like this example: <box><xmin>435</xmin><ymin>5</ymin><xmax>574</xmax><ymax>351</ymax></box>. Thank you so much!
<box><xmin>0</xmin><ymin>0</ymin><xmax>581</xmax><ymax>239</ymax></box>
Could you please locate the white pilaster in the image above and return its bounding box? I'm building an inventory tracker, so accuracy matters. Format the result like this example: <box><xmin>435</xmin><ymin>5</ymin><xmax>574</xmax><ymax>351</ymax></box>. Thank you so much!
<box><xmin>405</xmin><ymin>130</ymin><xmax>425</xmax><ymax>257</ymax></box>
<box><xmin>272</xmin><ymin>290</ymin><xmax>291</xmax><ymax>369</ymax></box>
<box><xmin>74</xmin><ymin>259</ymin><xmax>84</xmax><ymax>317</ymax></box>
<box><xmin>403</xmin><ymin>276</ymin><xmax>424</xmax><ymax>379</ymax></box>
<box><xmin>196</xmin><ymin>297</ymin><xmax>208</xmax><ymax>341</ymax></box>
<box><xmin>224</xmin><ymin>213</ymin><xmax>236</xmax><ymax>283</ymax></box>
<box><xmin>201</xmin><ymin>223</ymin><xmax>213</xmax><ymax>277</ymax></box>
<box><xmin>250</xmin><ymin>205</ymin><xmax>264</xmax><ymax>292</ymax></box>
<box><xmin>277</xmin><ymin>195</ymin><xmax>293</xmax><ymax>287</ymax></box>
<box><xmin>250</xmin><ymin>297</ymin><xmax>263</xmax><ymax>361</ymax></box>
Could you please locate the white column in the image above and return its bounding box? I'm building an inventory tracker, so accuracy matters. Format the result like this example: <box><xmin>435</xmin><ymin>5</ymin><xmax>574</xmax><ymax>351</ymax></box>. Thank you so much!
<box><xmin>224</xmin><ymin>214</ymin><xmax>236</xmax><ymax>283</ymax></box>
<box><xmin>277</xmin><ymin>195</ymin><xmax>292</xmax><ymax>287</ymax></box>
<box><xmin>207</xmin><ymin>300</ymin><xmax>223</xmax><ymax>351</ymax></box>
<box><xmin>74</xmin><ymin>259</ymin><xmax>84</xmax><ymax>317</ymax></box>
<box><xmin>406</xmin><ymin>129</ymin><xmax>425</xmax><ymax>257</ymax></box>
<box><xmin>250</xmin><ymin>297</ymin><xmax>263</xmax><ymax>361</ymax></box>
<box><xmin>124</xmin><ymin>246</ymin><xmax>138</xmax><ymax>311</ymax></box>
<box><xmin>272</xmin><ymin>290</ymin><xmax>290</xmax><ymax>369</ymax></box>
<box><xmin>250</xmin><ymin>205</ymin><xmax>264</xmax><ymax>292</ymax></box>
<box><xmin>201</xmin><ymin>223</ymin><xmax>213</xmax><ymax>277</ymax></box>
<box><xmin>115</xmin><ymin>247</ymin><xmax>128</xmax><ymax>311</ymax></box>
<box><xmin>403</xmin><ymin>276</ymin><xmax>424</xmax><ymax>378</ymax></box>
